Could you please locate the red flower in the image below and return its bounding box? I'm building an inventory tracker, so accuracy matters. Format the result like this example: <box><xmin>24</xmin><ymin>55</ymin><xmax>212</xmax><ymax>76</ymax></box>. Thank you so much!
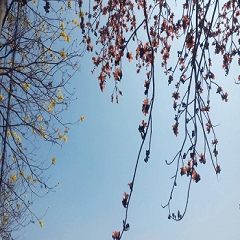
<box><xmin>212</xmin><ymin>139</ymin><xmax>218</xmax><ymax>145</ymax></box>
<box><xmin>172</xmin><ymin>92</ymin><xmax>180</xmax><ymax>100</ymax></box>
<box><xmin>202</xmin><ymin>105</ymin><xmax>210</xmax><ymax>112</ymax></box>
<box><xmin>221</xmin><ymin>92</ymin><xmax>228</xmax><ymax>102</ymax></box>
<box><xmin>172</xmin><ymin>122</ymin><xmax>179</xmax><ymax>137</ymax></box>
<box><xmin>128</xmin><ymin>182</ymin><xmax>133</xmax><ymax>190</ymax></box>
<box><xmin>199</xmin><ymin>153</ymin><xmax>206</xmax><ymax>164</ymax></box>
<box><xmin>216</xmin><ymin>165</ymin><xmax>221</xmax><ymax>174</ymax></box>
<box><xmin>186</xmin><ymin>33</ymin><xmax>194</xmax><ymax>49</ymax></box>
<box><xmin>127</xmin><ymin>52</ymin><xmax>133</xmax><ymax>63</ymax></box>
<box><xmin>122</xmin><ymin>192</ymin><xmax>129</xmax><ymax>208</ymax></box>
<box><xmin>112</xmin><ymin>231</ymin><xmax>120</xmax><ymax>239</ymax></box>
<box><xmin>142</xmin><ymin>120</ymin><xmax>147</xmax><ymax>128</ymax></box>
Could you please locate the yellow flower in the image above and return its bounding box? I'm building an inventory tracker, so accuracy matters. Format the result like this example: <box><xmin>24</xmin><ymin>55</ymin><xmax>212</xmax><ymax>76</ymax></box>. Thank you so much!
<box><xmin>19</xmin><ymin>171</ymin><xmax>24</xmax><ymax>177</ymax></box>
<box><xmin>39</xmin><ymin>220</ymin><xmax>43</xmax><ymax>227</ymax></box>
<box><xmin>25</xmin><ymin>115</ymin><xmax>29</xmax><ymax>121</ymax></box>
<box><xmin>46</xmin><ymin>62</ymin><xmax>50</xmax><ymax>67</ymax></box>
<box><xmin>10</xmin><ymin>174</ymin><xmax>17</xmax><ymax>182</ymax></box>
<box><xmin>17</xmin><ymin>204</ymin><xmax>20</xmax><ymax>211</ymax></box>
<box><xmin>64</xmin><ymin>128</ymin><xmax>67</xmax><ymax>134</ymax></box>
<box><xmin>58</xmin><ymin>89</ymin><xmax>61</xmax><ymax>93</ymax></box>
<box><xmin>7</xmin><ymin>202</ymin><xmax>9</xmax><ymax>206</ymax></box>
<box><xmin>33</xmin><ymin>0</ymin><xmax>37</xmax><ymax>5</ymax></box>
<box><xmin>2</xmin><ymin>216</ymin><xmax>9</xmax><ymax>225</ymax></box>
<box><xmin>60</xmin><ymin>22</ymin><xmax>65</xmax><ymax>30</ymax></box>
<box><xmin>7</xmin><ymin>130</ymin><xmax>11</xmax><ymax>137</ymax></box>
<box><xmin>51</xmin><ymin>157</ymin><xmax>56</xmax><ymax>164</ymax></box>
<box><xmin>48</xmin><ymin>48</ymin><xmax>52</xmax><ymax>53</ymax></box>
<box><xmin>77</xmin><ymin>22</ymin><xmax>81</xmax><ymax>28</ymax></box>
<box><xmin>60</xmin><ymin>31</ymin><xmax>66</xmax><ymax>37</ymax></box>
<box><xmin>38</xmin><ymin>116</ymin><xmax>42</xmax><ymax>121</ymax></box>
<box><xmin>40</xmin><ymin>125</ymin><xmax>43</xmax><ymax>131</ymax></box>
<box><xmin>23</xmin><ymin>83</ymin><xmax>30</xmax><ymax>90</ymax></box>
<box><xmin>72</xmin><ymin>19</ymin><xmax>77</xmax><ymax>24</ymax></box>
<box><xmin>63</xmin><ymin>136</ymin><xmax>67</xmax><ymax>142</ymax></box>
<box><xmin>66</xmin><ymin>37</ymin><xmax>70</xmax><ymax>43</ymax></box>
<box><xmin>0</xmin><ymin>95</ymin><xmax>4</xmax><ymax>101</ymax></box>
<box><xmin>35</xmin><ymin>29</ymin><xmax>39</xmax><ymax>37</ymax></box>
<box><xmin>58</xmin><ymin>94</ymin><xmax>63</xmax><ymax>101</ymax></box>
<box><xmin>59</xmin><ymin>50</ymin><xmax>66</xmax><ymax>60</ymax></box>
<box><xmin>24</xmin><ymin>194</ymin><xmax>27</xmax><ymax>197</ymax></box>
<box><xmin>54</xmin><ymin>55</ymin><xmax>56</xmax><ymax>60</ymax></box>
<box><xmin>58</xmin><ymin>134</ymin><xmax>62</xmax><ymax>140</ymax></box>
<box><xmin>33</xmin><ymin>178</ymin><xmax>37</xmax><ymax>183</ymax></box>
<box><xmin>47</xmin><ymin>106</ymin><xmax>52</xmax><ymax>111</ymax></box>
<box><xmin>16</xmin><ymin>136</ymin><xmax>21</xmax><ymax>143</ymax></box>
<box><xmin>79</xmin><ymin>11</ymin><xmax>85</xmax><ymax>18</ymax></box>
<box><xmin>46</xmin><ymin>190</ymin><xmax>49</xmax><ymax>194</ymax></box>
<box><xmin>43</xmin><ymin>22</ymin><xmax>46</xmax><ymax>28</ymax></box>
<box><xmin>80</xmin><ymin>116</ymin><xmax>85</xmax><ymax>122</ymax></box>
<box><xmin>68</xmin><ymin>1</ymin><xmax>72</xmax><ymax>7</ymax></box>
<box><xmin>26</xmin><ymin>175</ymin><xmax>31</xmax><ymax>183</ymax></box>
<box><xmin>74</xmin><ymin>62</ymin><xmax>77</xmax><ymax>69</ymax></box>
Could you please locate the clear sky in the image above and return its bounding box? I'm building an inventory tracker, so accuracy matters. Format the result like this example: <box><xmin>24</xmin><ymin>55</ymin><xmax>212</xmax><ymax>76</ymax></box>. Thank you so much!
<box><xmin>16</xmin><ymin>1</ymin><xmax>240</xmax><ymax>240</ymax></box>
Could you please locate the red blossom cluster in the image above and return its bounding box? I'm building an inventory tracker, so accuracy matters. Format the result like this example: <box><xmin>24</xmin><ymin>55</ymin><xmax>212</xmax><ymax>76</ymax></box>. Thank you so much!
<box><xmin>142</xmin><ymin>98</ymin><xmax>150</xmax><ymax>116</ymax></box>
<box><xmin>180</xmin><ymin>160</ymin><xmax>201</xmax><ymax>183</ymax></box>
<box><xmin>172</xmin><ymin>122</ymin><xmax>179</xmax><ymax>137</ymax></box>
<box><xmin>206</xmin><ymin>119</ymin><xmax>212</xmax><ymax>133</ymax></box>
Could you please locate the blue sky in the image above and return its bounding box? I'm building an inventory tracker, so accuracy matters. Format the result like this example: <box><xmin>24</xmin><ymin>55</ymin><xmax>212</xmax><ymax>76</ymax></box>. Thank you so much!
<box><xmin>15</xmin><ymin>1</ymin><xmax>240</xmax><ymax>239</ymax></box>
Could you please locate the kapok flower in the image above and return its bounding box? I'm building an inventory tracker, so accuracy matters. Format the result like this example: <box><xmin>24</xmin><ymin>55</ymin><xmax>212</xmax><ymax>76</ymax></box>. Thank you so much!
<box><xmin>142</xmin><ymin>99</ymin><xmax>150</xmax><ymax>116</ymax></box>
<box><xmin>216</xmin><ymin>165</ymin><xmax>221</xmax><ymax>174</ymax></box>
<box><xmin>172</xmin><ymin>92</ymin><xmax>180</xmax><ymax>100</ymax></box>
<box><xmin>0</xmin><ymin>95</ymin><xmax>4</xmax><ymax>101</ymax></box>
<box><xmin>212</xmin><ymin>139</ymin><xmax>218</xmax><ymax>145</ymax></box>
<box><xmin>142</xmin><ymin>120</ymin><xmax>147</xmax><ymax>128</ymax></box>
<box><xmin>122</xmin><ymin>192</ymin><xmax>129</xmax><ymax>208</ymax></box>
<box><xmin>112</xmin><ymin>231</ymin><xmax>120</xmax><ymax>239</ymax></box>
<box><xmin>186</xmin><ymin>33</ymin><xmax>194</xmax><ymax>49</ymax></box>
<box><xmin>202</xmin><ymin>105</ymin><xmax>210</xmax><ymax>112</ymax></box>
<box><xmin>206</xmin><ymin>119</ymin><xmax>212</xmax><ymax>133</ymax></box>
<box><xmin>19</xmin><ymin>171</ymin><xmax>24</xmax><ymax>177</ymax></box>
<box><xmin>128</xmin><ymin>182</ymin><xmax>133</xmax><ymax>190</ymax></box>
<box><xmin>199</xmin><ymin>153</ymin><xmax>206</xmax><ymax>164</ymax></box>
<box><xmin>172</xmin><ymin>122</ymin><xmax>179</xmax><ymax>137</ymax></box>
<box><xmin>127</xmin><ymin>52</ymin><xmax>133</xmax><ymax>63</ymax></box>
<box><xmin>221</xmin><ymin>92</ymin><xmax>228</xmax><ymax>102</ymax></box>
<box><xmin>63</xmin><ymin>136</ymin><xmax>67</xmax><ymax>142</ymax></box>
